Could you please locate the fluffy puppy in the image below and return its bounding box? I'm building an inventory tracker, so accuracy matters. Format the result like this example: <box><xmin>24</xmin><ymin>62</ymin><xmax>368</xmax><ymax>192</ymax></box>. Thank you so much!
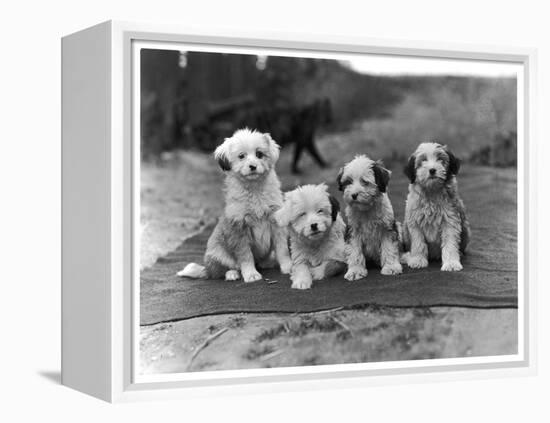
<box><xmin>402</xmin><ymin>142</ymin><xmax>470</xmax><ymax>271</ymax></box>
<box><xmin>177</xmin><ymin>128</ymin><xmax>292</xmax><ymax>282</ymax></box>
<box><xmin>274</xmin><ymin>184</ymin><xmax>346</xmax><ymax>290</ymax></box>
<box><xmin>337</xmin><ymin>155</ymin><xmax>402</xmax><ymax>280</ymax></box>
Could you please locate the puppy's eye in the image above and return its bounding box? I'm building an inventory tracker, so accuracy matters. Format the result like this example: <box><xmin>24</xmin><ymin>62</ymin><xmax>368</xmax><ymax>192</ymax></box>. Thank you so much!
<box><xmin>360</xmin><ymin>178</ymin><xmax>371</xmax><ymax>186</ymax></box>
<box><xmin>341</xmin><ymin>179</ymin><xmax>352</xmax><ymax>187</ymax></box>
<box><xmin>317</xmin><ymin>209</ymin><xmax>325</xmax><ymax>214</ymax></box>
<box><xmin>298</xmin><ymin>212</ymin><xmax>306</xmax><ymax>218</ymax></box>
<box><xmin>238</xmin><ymin>153</ymin><xmax>246</xmax><ymax>160</ymax></box>
<box><xmin>256</xmin><ymin>151</ymin><xmax>264</xmax><ymax>159</ymax></box>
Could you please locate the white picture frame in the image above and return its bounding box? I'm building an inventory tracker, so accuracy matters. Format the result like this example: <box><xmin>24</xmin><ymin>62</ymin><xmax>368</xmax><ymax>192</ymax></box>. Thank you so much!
<box><xmin>61</xmin><ymin>20</ymin><xmax>537</xmax><ymax>402</ymax></box>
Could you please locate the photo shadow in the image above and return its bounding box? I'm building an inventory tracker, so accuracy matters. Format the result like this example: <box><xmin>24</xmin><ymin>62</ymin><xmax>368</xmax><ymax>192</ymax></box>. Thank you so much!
<box><xmin>37</xmin><ymin>370</ymin><xmax>61</xmax><ymax>384</ymax></box>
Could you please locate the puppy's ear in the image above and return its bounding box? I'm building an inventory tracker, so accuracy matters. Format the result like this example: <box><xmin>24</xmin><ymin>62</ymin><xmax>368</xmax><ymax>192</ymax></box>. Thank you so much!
<box><xmin>404</xmin><ymin>155</ymin><xmax>416</xmax><ymax>183</ymax></box>
<box><xmin>336</xmin><ymin>167</ymin><xmax>344</xmax><ymax>191</ymax></box>
<box><xmin>328</xmin><ymin>195</ymin><xmax>340</xmax><ymax>222</ymax></box>
<box><xmin>214</xmin><ymin>140</ymin><xmax>231</xmax><ymax>171</ymax></box>
<box><xmin>444</xmin><ymin>146</ymin><xmax>461</xmax><ymax>179</ymax></box>
<box><xmin>263</xmin><ymin>133</ymin><xmax>280</xmax><ymax>163</ymax></box>
<box><xmin>372</xmin><ymin>161</ymin><xmax>391</xmax><ymax>193</ymax></box>
<box><xmin>273</xmin><ymin>200</ymin><xmax>291</xmax><ymax>227</ymax></box>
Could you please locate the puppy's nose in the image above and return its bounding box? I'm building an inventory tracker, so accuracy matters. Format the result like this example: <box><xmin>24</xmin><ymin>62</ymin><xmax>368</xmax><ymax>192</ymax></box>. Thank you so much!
<box><xmin>429</xmin><ymin>168</ymin><xmax>436</xmax><ymax>175</ymax></box>
<box><xmin>310</xmin><ymin>223</ymin><xmax>318</xmax><ymax>231</ymax></box>
<box><xmin>351</xmin><ymin>193</ymin><xmax>358</xmax><ymax>200</ymax></box>
<box><xmin>249</xmin><ymin>164</ymin><xmax>257</xmax><ymax>171</ymax></box>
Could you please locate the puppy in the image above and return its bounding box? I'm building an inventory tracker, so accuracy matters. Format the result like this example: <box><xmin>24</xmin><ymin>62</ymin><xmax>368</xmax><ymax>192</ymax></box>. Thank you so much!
<box><xmin>402</xmin><ymin>142</ymin><xmax>470</xmax><ymax>271</ymax></box>
<box><xmin>337</xmin><ymin>155</ymin><xmax>402</xmax><ymax>280</ymax></box>
<box><xmin>177</xmin><ymin>128</ymin><xmax>292</xmax><ymax>282</ymax></box>
<box><xmin>274</xmin><ymin>184</ymin><xmax>346</xmax><ymax>290</ymax></box>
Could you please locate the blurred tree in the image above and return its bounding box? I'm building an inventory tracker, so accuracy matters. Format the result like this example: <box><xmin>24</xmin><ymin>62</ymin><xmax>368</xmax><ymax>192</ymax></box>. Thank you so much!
<box><xmin>140</xmin><ymin>49</ymin><xmax>182</xmax><ymax>157</ymax></box>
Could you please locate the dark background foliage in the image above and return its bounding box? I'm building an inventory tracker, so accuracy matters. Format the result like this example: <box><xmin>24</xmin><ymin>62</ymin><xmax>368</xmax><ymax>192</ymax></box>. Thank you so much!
<box><xmin>141</xmin><ymin>49</ymin><xmax>517</xmax><ymax>167</ymax></box>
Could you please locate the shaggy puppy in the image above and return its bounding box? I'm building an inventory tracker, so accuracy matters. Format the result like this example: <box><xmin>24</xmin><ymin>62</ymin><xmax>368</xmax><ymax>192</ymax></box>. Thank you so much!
<box><xmin>274</xmin><ymin>184</ymin><xmax>346</xmax><ymax>290</ymax></box>
<box><xmin>402</xmin><ymin>142</ymin><xmax>470</xmax><ymax>271</ymax></box>
<box><xmin>337</xmin><ymin>155</ymin><xmax>402</xmax><ymax>280</ymax></box>
<box><xmin>177</xmin><ymin>128</ymin><xmax>292</xmax><ymax>282</ymax></box>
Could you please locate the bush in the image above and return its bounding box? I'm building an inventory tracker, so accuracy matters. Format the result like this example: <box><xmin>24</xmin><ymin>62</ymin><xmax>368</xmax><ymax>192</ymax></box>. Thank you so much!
<box><xmin>360</xmin><ymin>78</ymin><xmax>517</xmax><ymax>163</ymax></box>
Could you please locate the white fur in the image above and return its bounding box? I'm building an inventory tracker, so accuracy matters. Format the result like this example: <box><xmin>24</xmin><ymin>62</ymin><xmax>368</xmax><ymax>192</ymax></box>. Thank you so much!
<box><xmin>177</xmin><ymin>128</ymin><xmax>292</xmax><ymax>282</ymax></box>
<box><xmin>337</xmin><ymin>155</ymin><xmax>402</xmax><ymax>280</ymax></box>
<box><xmin>177</xmin><ymin>262</ymin><xmax>206</xmax><ymax>278</ymax></box>
<box><xmin>402</xmin><ymin>142</ymin><xmax>470</xmax><ymax>271</ymax></box>
<box><xmin>274</xmin><ymin>184</ymin><xmax>346</xmax><ymax>290</ymax></box>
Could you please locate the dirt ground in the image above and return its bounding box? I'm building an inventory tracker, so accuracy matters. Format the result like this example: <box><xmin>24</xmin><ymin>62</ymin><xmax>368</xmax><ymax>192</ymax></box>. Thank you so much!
<box><xmin>139</xmin><ymin>128</ymin><xmax>518</xmax><ymax>374</ymax></box>
<box><xmin>140</xmin><ymin>307</ymin><xmax>517</xmax><ymax>374</ymax></box>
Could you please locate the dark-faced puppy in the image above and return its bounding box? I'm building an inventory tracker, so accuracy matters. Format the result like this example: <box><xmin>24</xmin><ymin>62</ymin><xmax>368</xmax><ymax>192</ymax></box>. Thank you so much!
<box><xmin>274</xmin><ymin>184</ymin><xmax>346</xmax><ymax>290</ymax></box>
<box><xmin>402</xmin><ymin>142</ymin><xmax>470</xmax><ymax>271</ymax></box>
<box><xmin>337</xmin><ymin>155</ymin><xmax>402</xmax><ymax>280</ymax></box>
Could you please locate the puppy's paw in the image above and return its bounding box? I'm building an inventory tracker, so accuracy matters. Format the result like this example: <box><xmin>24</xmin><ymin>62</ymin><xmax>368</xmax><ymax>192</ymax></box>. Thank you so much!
<box><xmin>242</xmin><ymin>269</ymin><xmax>263</xmax><ymax>283</ymax></box>
<box><xmin>225</xmin><ymin>269</ymin><xmax>240</xmax><ymax>281</ymax></box>
<box><xmin>311</xmin><ymin>265</ymin><xmax>326</xmax><ymax>281</ymax></box>
<box><xmin>344</xmin><ymin>266</ymin><xmax>368</xmax><ymax>281</ymax></box>
<box><xmin>381</xmin><ymin>262</ymin><xmax>403</xmax><ymax>275</ymax></box>
<box><xmin>279</xmin><ymin>259</ymin><xmax>292</xmax><ymax>275</ymax></box>
<box><xmin>406</xmin><ymin>255</ymin><xmax>428</xmax><ymax>269</ymax></box>
<box><xmin>291</xmin><ymin>278</ymin><xmax>312</xmax><ymax>290</ymax></box>
<box><xmin>441</xmin><ymin>260</ymin><xmax>463</xmax><ymax>272</ymax></box>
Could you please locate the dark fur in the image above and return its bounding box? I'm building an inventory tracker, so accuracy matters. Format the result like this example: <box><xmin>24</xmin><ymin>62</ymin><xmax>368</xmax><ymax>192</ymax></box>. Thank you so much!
<box><xmin>404</xmin><ymin>155</ymin><xmax>416</xmax><ymax>183</ymax></box>
<box><xmin>328</xmin><ymin>195</ymin><xmax>340</xmax><ymax>222</ymax></box>
<box><xmin>344</xmin><ymin>224</ymin><xmax>352</xmax><ymax>242</ymax></box>
<box><xmin>336</xmin><ymin>167</ymin><xmax>345</xmax><ymax>191</ymax></box>
<box><xmin>372</xmin><ymin>161</ymin><xmax>390</xmax><ymax>193</ymax></box>
<box><xmin>217</xmin><ymin>155</ymin><xmax>231</xmax><ymax>171</ymax></box>
<box><xmin>445</xmin><ymin>147</ymin><xmax>461</xmax><ymax>182</ymax></box>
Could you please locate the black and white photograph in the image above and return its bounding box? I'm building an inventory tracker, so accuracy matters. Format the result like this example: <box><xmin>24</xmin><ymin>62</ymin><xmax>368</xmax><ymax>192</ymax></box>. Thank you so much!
<box><xmin>6</xmin><ymin>0</ymin><xmax>550</xmax><ymax>416</ymax></box>
<box><xmin>137</xmin><ymin>45</ymin><xmax>519</xmax><ymax>375</ymax></box>
<box><xmin>5</xmin><ymin>0</ymin><xmax>550</xmax><ymax>415</ymax></box>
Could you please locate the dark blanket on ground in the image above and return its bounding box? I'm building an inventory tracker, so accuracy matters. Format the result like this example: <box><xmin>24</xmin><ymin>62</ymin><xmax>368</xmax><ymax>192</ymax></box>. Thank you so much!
<box><xmin>140</xmin><ymin>166</ymin><xmax>517</xmax><ymax>325</ymax></box>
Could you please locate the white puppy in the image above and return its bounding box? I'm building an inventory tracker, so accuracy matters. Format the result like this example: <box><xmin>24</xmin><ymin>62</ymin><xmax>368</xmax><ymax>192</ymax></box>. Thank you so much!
<box><xmin>402</xmin><ymin>142</ymin><xmax>470</xmax><ymax>271</ymax></box>
<box><xmin>274</xmin><ymin>184</ymin><xmax>346</xmax><ymax>290</ymax></box>
<box><xmin>177</xmin><ymin>128</ymin><xmax>292</xmax><ymax>282</ymax></box>
<box><xmin>337</xmin><ymin>155</ymin><xmax>403</xmax><ymax>280</ymax></box>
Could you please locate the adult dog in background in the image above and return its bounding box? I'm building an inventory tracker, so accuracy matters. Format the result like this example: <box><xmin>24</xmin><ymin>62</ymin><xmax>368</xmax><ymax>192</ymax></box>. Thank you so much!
<box><xmin>402</xmin><ymin>142</ymin><xmax>470</xmax><ymax>271</ymax></box>
<box><xmin>337</xmin><ymin>155</ymin><xmax>402</xmax><ymax>280</ymax></box>
<box><xmin>274</xmin><ymin>184</ymin><xmax>346</xmax><ymax>290</ymax></box>
<box><xmin>177</xmin><ymin>128</ymin><xmax>292</xmax><ymax>282</ymax></box>
<box><xmin>254</xmin><ymin>98</ymin><xmax>332</xmax><ymax>174</ymax></box>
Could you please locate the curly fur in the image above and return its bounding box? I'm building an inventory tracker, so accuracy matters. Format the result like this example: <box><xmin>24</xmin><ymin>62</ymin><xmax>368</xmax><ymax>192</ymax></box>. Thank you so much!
<box><xmin>402</xmin><ymin>142</ymin><xmax>471</xmax><ymax>271</ymax></box>
<box><xmin>177</xmin><ymin>128</ymin><xmax>291</xmax><ymax>282</ymax></box>
<box><xmin>336</xmin><ymin>155</ymin><xmax>402</xmax><ymax>280</ymax></box>
<box><xmin>274</xmin><ymin>184</ymin><xmax>346</xmax><ymax>290</ymax></box>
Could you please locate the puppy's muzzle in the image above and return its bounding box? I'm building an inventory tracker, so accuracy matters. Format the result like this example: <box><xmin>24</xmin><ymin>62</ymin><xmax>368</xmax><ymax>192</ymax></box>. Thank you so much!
<box><xmin>305</xmin><ymin>221</ymin><xmax>326</xmax><ymax>239</ymax></box>
<box><xmin>242</xmin><ymin>162</ymin><xmax>263</xmax><ymax>179</ymax></box>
